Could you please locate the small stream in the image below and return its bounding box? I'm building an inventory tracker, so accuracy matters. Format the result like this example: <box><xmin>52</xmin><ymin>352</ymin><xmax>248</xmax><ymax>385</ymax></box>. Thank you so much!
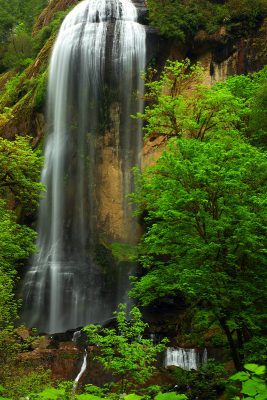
<box><xmin>72</xmin><ymin>330</ymin><xmax>88</xmax><ymax>393</ymax></box>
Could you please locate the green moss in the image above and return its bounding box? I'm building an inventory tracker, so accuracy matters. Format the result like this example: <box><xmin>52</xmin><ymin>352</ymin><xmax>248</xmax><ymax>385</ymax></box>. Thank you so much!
<box><xmin>0</xmin><ymin>72</ymin><xmax>25</xmax><ymax>109</ymax></box>
<box><xmin>33</xmin><ymin>70</ymin><xmax>48</xmax><ymax>111</ymax></box>
<box><xmin>110</xmin><ymin>242</ymin><xmax>137</xmax><ymax>262</ymax></box>
<box><xmin>94</xmin><ymin>243</ymin><xmax>116</xmax><ymax>272</ymax></box>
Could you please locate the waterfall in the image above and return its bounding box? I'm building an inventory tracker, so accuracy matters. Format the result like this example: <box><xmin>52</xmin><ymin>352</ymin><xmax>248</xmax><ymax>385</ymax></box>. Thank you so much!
<box><xmin>73</xmin><ymin>330</ymin><xmax>88</xmax><ymax>393</ymax></box>
<box><xmin>164</xmin><ymin>347</ymin><xmax>208</xmax><ymax>371</ymax></box>
<box><xmin>74</xmin><ymin>350</ymin><xmax>88</xmax><ymax>389</ymax></box>
<box><xmin>202</xmin><ymin>347</ymin><xmax>208</xmax><ymax>364</ymax></box>
<box><xmin>22</xmin><ymin>0</ymin><xmax>146</xmax><ymax>334</ymax></box>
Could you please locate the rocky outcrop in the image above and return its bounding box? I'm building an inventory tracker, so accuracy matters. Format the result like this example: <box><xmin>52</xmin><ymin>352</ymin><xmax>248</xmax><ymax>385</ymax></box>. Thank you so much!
<box><xmin>21</xmin><ymin>338</ymin><xmax>83</xmax><ymax>381</ymax></box>
<box><xmin>20</xmin><ymin>333</ymin><xmax>175</xmax><ymax>386</ymax></box>
<box><xmin>192</xmin><ymin>19</ymin><xmax>267</xmax><ymax>80</ymax></box>
<box><xmin>0</xmin><ymin>36</ymin><xmax>53</xmax><ymax>142</ymax></box>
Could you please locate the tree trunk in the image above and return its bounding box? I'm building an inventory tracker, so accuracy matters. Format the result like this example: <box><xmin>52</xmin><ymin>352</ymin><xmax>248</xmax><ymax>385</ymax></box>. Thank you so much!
<box><xmin>219</xmin><ymin>317</ymin><xmax>243</xmax><ymax>371</ymax></box>
<box><xmin>236</xmin><ymin>328</ymin><xmax>245</xmax><ymax>362</ymax></box>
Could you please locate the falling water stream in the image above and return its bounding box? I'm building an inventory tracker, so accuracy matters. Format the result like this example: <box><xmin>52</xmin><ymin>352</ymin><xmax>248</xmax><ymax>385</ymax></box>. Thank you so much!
<box><xmin>165</xmin><ymin>347</ymin><xmax>208</xmax><ymax>370</ymax></box>
<box><xmin>73</xmin><ymin>350</ymin><xmax>88</xmax><ymax>390</ymax></box>
<box><xmin>72</xmin><ymin>330</ymin><xmax>88</xmax><ymax>393</ymax></box>
<box><xmin>22</xmin><ymin>0</ymin><xmax>146</xmax><ymax>334</ymax></box>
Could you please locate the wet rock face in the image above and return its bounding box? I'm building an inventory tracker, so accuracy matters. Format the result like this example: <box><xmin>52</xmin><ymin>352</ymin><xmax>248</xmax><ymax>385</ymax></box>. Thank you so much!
<box><xmin>20</xmin><ymin>333</ymin><xmax>175</xmax><ymax>386</ymax></box>
<box><xmin>211</xmin><ymin>20</ymin><xmax>267</xmax><ymax>78</ymax></box>
<box><xmin>20</xmin><ymin>336</ymin><xmax>83</xmax><ymax>381</ymax></box>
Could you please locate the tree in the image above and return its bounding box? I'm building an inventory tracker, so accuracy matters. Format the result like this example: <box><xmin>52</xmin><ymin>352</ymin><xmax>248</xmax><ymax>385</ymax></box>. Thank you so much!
<box><xmin>0</xmin><ymin>0</ymin><xmax>48</xmax><ymax>71</ymax></box>
<box><xmin>221</xmin><ymin>67</ymin><xmax>267</xmax><ymax>149</ymax></box>
<box><xmin>146</xmin><ymin>0</ymin><xmax>267</xmax><ymax>42</ymax></box>
<box><xmin>0</xmin><ymin>136</ymin><xmax>43</xmax><ymax>214</ymax></box>
<box><xmin>137</xmin><ymin>61</ymin><xmax>267</xmax><ymax>151</ymax></box>
<box><xmin>137</xmin><ymin>60</ymin><xmax>248</xmax><ymax>141</ymax></box>
<box><xmin>0</xmin><ymin>136</ymin><xmax>43</xmax><ymax>382</ymax></box>
<box><xmin>131</xmin><ymin>137</ymin><xmax>267</xmax><ymax>370</ymax></box>
<box><xmin>0</xmin><ymin>0</ymin><xmax>48</xmax><ymax>42</ymax></box>
<box><xmin>2</xmin><ymin>23</ymin><xmax>34</xmax><ymax>70</ymax></box>
<box><xmin>0</xmin><ymin>200</ymin><xmax>37</xmax><ymax>377</ymax></box>
<box><xmin>84</xmin><ymin>304</ymin><xmax>167</xmax><ymax>393</ymax></box>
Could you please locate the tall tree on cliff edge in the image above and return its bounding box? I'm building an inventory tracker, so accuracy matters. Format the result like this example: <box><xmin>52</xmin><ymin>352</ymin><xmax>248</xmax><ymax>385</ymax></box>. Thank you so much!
<box><xmin>131</xmin><ymin>137</ymin><xmax>267</xmax><ymax>371</ymax></box>
<box><xmin>131</xmin><ymin>61</ymin><xmax>267</xmax><ymax>369</ymax></box>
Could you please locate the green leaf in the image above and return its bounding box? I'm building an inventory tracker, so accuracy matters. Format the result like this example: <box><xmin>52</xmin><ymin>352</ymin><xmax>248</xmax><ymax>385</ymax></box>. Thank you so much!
<box><xmin>254</xmin><ymin>366</ymin><xmax>266</xmax><ymax>375</ymax></box>
<box><xmin>231</xmin><ymin>372</ymin><xmax>249</xmax><ymax>381</ymax></box>
<box><xmin>245</xmin><ymin>364</ymin><xmax>261</xmax><ymax>373</ymax></box>
<box><xmin>242</xmin><ymin>380</ymin><xmax>258</xmax><ymax>396</ymax></box>
<box><xmin>76</xmin><ymin>395</ymin><xmax>104</xmax><ymax>400</ymax></box>
<box><xmin>124</xmin><ymin>394</ymin><xmax>143</xmax><ymax>400</ymax></box>
<box><xmin>155</xmin><ymin>393</ymin><xmax>188</xmax><ymax>400</ymax></box>
<box><xmin>36</xmin><ymin>387</ymin><xmax>65</xmax><ymax>399</ymax></box>
<box><xmin>255</xmin><ymin>393</ymin><xmax>267</xmax><ymax>400</ymax></box>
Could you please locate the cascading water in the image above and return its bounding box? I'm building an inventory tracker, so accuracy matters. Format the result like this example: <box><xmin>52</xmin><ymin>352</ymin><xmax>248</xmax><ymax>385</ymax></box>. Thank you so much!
<box><xmin>73</xmin><ymin>331</ymin><xmax>88</xmax><ymax>393</ymax></box>
<box><xmin>73</xmin><ymin>350</ymin><xmax>88</xmax><ymax>392</ymax></box>
<box><xmin>164</xmin><ymin>347</ymin><xmax>208</xmax><ymax>371</ymax></box>
<box><xmin>22</xmin><ymin>0</ymin><xmax>146</xmax><ymax>334</ymax></box>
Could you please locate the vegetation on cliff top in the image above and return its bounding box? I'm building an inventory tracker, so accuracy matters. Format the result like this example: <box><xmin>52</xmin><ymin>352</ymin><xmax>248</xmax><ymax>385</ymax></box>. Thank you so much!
<box><xmin>147</xmin><ymin>0</ymin><xmax>267</xmax><ymax>42</ymax></box>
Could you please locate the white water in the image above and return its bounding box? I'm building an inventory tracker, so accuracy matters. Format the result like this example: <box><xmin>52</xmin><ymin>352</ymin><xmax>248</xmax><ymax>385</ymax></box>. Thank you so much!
<box><xmin>202</xmin><ymin>347</ymin><xmax>208</xmax><ymax>364</ymax></box>
<box><xmin>165</xmin><ymin>347</ymin><xmax>208</xmax><ymax>370</ymax></box>
<box><xmin>73</xmin><ymin>350</ymin><xmax>88</xmax><ymax>392</ymax></box>
<box><xmin>72</xmin><ymin>330</ymin><xmax>82</xmax><ymax>343</ymax></box>
<box><xmin>22</xmin><ymin>0</ymin><xmax>146</xmax><ymax>333</ymax></box>
<box><xmin>73</xmin><ymin>330</ymin><xmax>87</xmax><ymax>392</ymax></box>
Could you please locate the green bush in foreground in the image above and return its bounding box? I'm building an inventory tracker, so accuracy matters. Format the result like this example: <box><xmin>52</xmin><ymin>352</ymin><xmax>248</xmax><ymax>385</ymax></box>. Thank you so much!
<box><xmin>231</xmin><ymin>364</ymin><xmax>266</xmax><ymax>399</ymax></box>
<box><xmin>84</xmin><ymin>304</ymin><xmax>168</xmax><ymax>393</ymax></box>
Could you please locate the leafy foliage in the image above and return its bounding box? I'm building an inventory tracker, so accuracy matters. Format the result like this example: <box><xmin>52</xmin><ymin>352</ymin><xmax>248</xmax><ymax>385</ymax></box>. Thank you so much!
<box><xmin>0</xmin><ymin>136</ymin><xmax>44</xmax><ymax>213</ymax></box>
<box><xmin>84</xmin><ymin>304</ymin><xmax>168</xmax><ymax>393</ymax></box>
<box><xmin>231</xmin><ymin>364</ymin><xmax>267</xmax><ymax>399</ymax></box>
<box><xmin>2</xmin><ymin>368</ymin><xmax>51</xmax><ymax>400</ymax></box>
<box><xmin>131</xmin><ymin>137</ymin><xmax>267</xmax><ymax>370</ymax></box>
<box><xmin>147</xmin><ymin>0</ymin><xmax>267</xmax><ymax>42</ymax></box>
<box><xmin>138</xmin><ymin>61</ymin><xmax>267</xmax><ymax>148</ymax></box>
<box><xmin>0</xmin><ymin>136</ymin><xmax>44</xmax><ymax>388</ymax></box>
<box><xmin>0</xmin><ymin>0</ymin><xmax>48</xmax><ymax>71</ymax></box>
<box><xmin>155</xmin><ymin>393</ymin><xmax>187</xmax><ymax>400</ymax></box>
<box><xmin>221</xmin><ymin>67</ymin><xmax>267</xmax><ymax>148</ymax></box>
<box><xmin>171</xmin><ymin>360</ymin><xmax>229</xmax><ymax>400</ymax></box>
<box><xmin>0</xmin><ymin>0</ymin><xmax>48</xmax><ymax>42</ymax></box>
<box><xmin>2</xmin><ymin>23</ymin><xmax>34</xmax><ymax>70</ymax></box>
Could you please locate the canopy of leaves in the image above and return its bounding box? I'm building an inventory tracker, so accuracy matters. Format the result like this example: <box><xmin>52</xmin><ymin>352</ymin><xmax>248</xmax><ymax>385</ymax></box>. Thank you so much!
<box><xmin>131</xmin><ymin>136</ymin><xmax>267</xmax><ymax>367</ymax></box>
<box><xmin>147</xmin><ymin>0</ymin><xmax>267</xmax><ymax>42</ymax></box>
<box><xmin>0</xmin><ymin>0</ymin><xmax>48</xmax><ymax>42</ymax></box>
<box><xmin>0</xmin><ymin>135</ymin><xmax>43</xmax><ymax>213</ymax></box>
<box><xmin>132</xmin><ymin>137</ymin><xmax>267</xmax><ymax>305</ymax></box>
<box><xmin>138</xmin><ymin>61</ymin><xmax>267</xmax><ymax>149</ymax></box>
